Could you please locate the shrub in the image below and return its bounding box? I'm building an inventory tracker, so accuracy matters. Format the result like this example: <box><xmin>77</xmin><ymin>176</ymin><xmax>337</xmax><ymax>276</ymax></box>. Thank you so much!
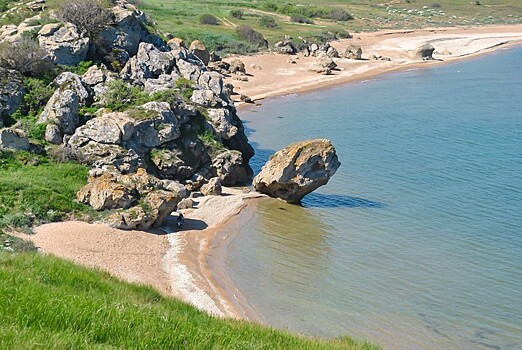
<box><xmin>199</xmin><ymin>14</ymin><xmax>218</xmax><ymax>25</ymax></box>
<box><xmin>230</xmin><ymin>9</ymin><xmax>243</xmax><ymax>19</ymax></box>
<box><xmin>22</xmin><ymin>78</ymin><xmax>54</xmax><ymax>117</ymax></box>
<box><xmin>101</xmin><ymin>80</ymin><xmax>146</xmax><ymax>111</ymax></box>
<box><xmin>431</xmin><ymin>3</ymin><xmax>442</xmax><ymax>8</ymax></box>
<box><xmin>291</xmin><ymin>15</ymin><xmax>314</xmax><ymax>24</ymax></box>
<box><xmin>236</xmin><ymin>25</ymin><xmax>268</xmax><ymax>48</ymax></box>
<box><xmin>57</xmin><ymin>0</ymin><xmax>112</xmax><ymax>38</ymax></box>
<box><xmin>259</xmin><ymin>15</ymin><xmax>278</xmax><ymax>28</ymax></box>
<box><xmin>0</xmin><ymin>36</ymin><xmax>54</xmax><ymax>77</ymax></box>
<box><xmin>326</xmin><ymin>8</ymin><xmax>353</xmax><ymax>21</ymax></box>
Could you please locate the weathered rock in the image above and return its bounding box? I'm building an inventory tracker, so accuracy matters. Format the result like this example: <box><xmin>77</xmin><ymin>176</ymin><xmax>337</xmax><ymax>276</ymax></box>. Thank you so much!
<box><xmin>82</xmin><ymin>65</ymin><xmax>106</xmax><ymax>86</ymax></box>
<box><xmin>309</xmin><ymin>55</ymin><xmax>337</xmax><ymax>74</ymax></box>
<box><xmin>38</xmin><ymin>89</ymin><xmax>79</xmax><ymax>134</ymax></box>
<box><xmin>411</xmin><ymin>43</ymin><xmax>435</xmax><ymax>61</ymax></box>
<box><xmin>343</xmin><ymin>45</ymin><xmax>362</xmax><ymax>60</ymax></box>
<box><xmin>200</xmin><ymin>177</ymin><xmax>222</xmax><ymax>196</ymax></box>
<box><xmin>177</xmin><ymin>58</ymin><xmax>204</xmax><ymax>82</ymax></box>
<box><xmin>167</xmin><ymin>37</ymin><xmax>185</xmax><ymax>49</ymax></box>
<box><xmin>207</xmin><ymin>108</ymin><xmax>238</xmax><ymax>139</ymax></box>
<box><xmin>133</xmin><ymin>102</ymin><xmax>180</xmax><ymax>147</ymax></box>
<box><xmin>142</xmin><ymin>190</ymin><xmax>181</xmax><ymax>227</ymax></box>
<box><xmin>198</xmin><ymin>71</ymin><xmax>229</xmax><ymax>103</ymax></box>
<box><xmin>68</xmin><ymin>114</ymin><xmax>143</xmax><ymax>173</ymax></box>
<box><xmin>190</xmin><ymin>89</ymin><xmax>219</xmax><ymax>108</ymax></box>
<box><xmin>326</xmin><ymin>47</ymin><xmax>340</xmax><ymax>58</ymax></box>
<box><xmin>229</xmin><ymin>59</ymin><xmax>246</xmax><ymax>74</ymax></box>
<box><xmin>109</xmin><ymin>188</ymin><xmax>181</xmax><ymax>230</ymax></box>
<box><xmin>0</xmin><ymin>128</ymin><xmax>30</xmax><ymax>151</ymax></box>
<box><xmin>274</xmin><ymin>40</ymin><xmax>297</xmax><ymax>55</ymax></box>
<box><xmin>98</xmin><ymin>3</ymin><xmax>148</xmax><ymax>57</ymax></box>
<box><xmin>77</xmin><ymin>173</ymin><xmax>136</xmax><ymax>210</ymax></box>
<box><xmin>38</xmin><ymin>72</ymin><xmax>91</xmax><ymax>135</ymax></box>
<box><xmin>176</xmin><ymin>197</ymin><xmax>193</xmax><ymax>209</ymax></box>
<box><xmin>44</xmin><ymin>123</ymin><xmax>62</xmax><ymax>144</ymax></box>
<box><xmin>72</xmin><ymin>112</ymin><xmax>135</xmax><ymax>145</ymax></box>
<box><xmin>0</xmin><ymin>68</ymin><xmax>24</xmax><ymax>126</ymax></box>
<box><xmin>253</xmin><ymin>139</ymin><xmax>340</xmax><ymax>203</ymax></box>
<box><xmin>38</xmin><ymin>23</ymin><xmax>89</xmax><ymax>66</ymax></box>
<box><xmin>211</xmin><ymin>150</ymin><xmax>249</xmax><ymax>186</ymax></box>
<box><xmin>109</xmin><ymin>206</ymin><xmax>152</xmax><ymax>230</ymax></box>
<box><xmin>121</xmin><ymin>42</ymin><xmax>176</xmax><ymax>82</ymax></box>
<box><xmin>189</xmin><ymin>40</ymin><xmax>210</xmax><ymax>66</ymax></box>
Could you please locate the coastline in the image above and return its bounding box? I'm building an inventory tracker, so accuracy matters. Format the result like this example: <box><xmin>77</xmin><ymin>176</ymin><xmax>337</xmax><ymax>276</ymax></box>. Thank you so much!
<box><xmin>225</xmin><ymin>24</ymin><xmax>522</xmax><ymax>106</ymax></box>
<box><xmin>18</xmin><ymin>24</ymin><xmax>522</xmax><ymax>324</ymax></box>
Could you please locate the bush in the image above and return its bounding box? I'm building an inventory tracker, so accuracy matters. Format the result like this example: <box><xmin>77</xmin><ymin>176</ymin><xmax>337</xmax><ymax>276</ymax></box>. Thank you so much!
<box><xmin>230</xmin><ymin>9</ymin><xmax>243</xmax><ymax>19</ymax></box>
<box><xmin>199</xmin><ymin>13</ymin><xmax>218</xmax><ymax>25</ymax></box>
<box><xmin>327</xmin><ymin>8</ymin><xmax>353</xmax><ymax>21</ymax></box>
<box><xmin>57</xmin><ymin>0</ymin><xmax>112</xmax><ymax>38</ymax></box>
<box><xmin>22</xmin><ymin>78</ymin><xmax>54</xmax><ymax>117</ymax></box>
<box><xmin>0</xmin><ymin>36</ymin><xmax>54</xmax><ymax>77</ymax></box>
<box><xmin>291</xmin><ymin>15</ymin><xmax>314</xmax><ymax>24</ymax></box>
<box><xmin>236</xmin><ymin>25</ymin><xmax>268</xmax><ymax>48</ymax></box>
<box><xmin>259</xmin><ymin>16</ymin><xmax>278</xmax><ymax>28</ymax></box>
<box><xmin>101</xmin><ymin>80</ymin><xmax>146</xmax><ymax>111</ymax></box>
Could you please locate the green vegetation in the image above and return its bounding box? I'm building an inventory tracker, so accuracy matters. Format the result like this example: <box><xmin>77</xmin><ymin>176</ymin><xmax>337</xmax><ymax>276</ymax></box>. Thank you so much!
<box><xmin>0</xmin><ymin>252</ymin><xmax>380</xmax><ymax>349</ymax></box>
<box><xmin>136</xmin><ymin>0</ymin><xmax>521</xmax><ymax>55</ymax></box>
<box><xmin>0</xmin><ymin>151</ymin><xmax>91</xmax><ymax>233</ymax></box>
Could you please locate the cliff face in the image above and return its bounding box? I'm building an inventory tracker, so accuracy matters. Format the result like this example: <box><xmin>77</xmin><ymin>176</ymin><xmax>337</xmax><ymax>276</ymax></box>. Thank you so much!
<box><xmin>0</xmin><ymin>0</ymin><xmax>254</xmax><ymax>226</ymax></box>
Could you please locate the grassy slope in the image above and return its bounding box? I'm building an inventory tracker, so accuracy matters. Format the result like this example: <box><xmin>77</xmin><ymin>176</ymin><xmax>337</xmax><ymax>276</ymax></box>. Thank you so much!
<box><xmin>0</xmin><ymin>252</ymin><xmax>380</xmax><ymax>350</ymax></box>
<box><xmin>140</xmin><ymin>0</ymin><xmax>522</xmax><ymax>50</ymax></box>
<box><xmin>0</xmin><ymin>151</ymin><xmax>92</xmax><ymax>231</ymax></box>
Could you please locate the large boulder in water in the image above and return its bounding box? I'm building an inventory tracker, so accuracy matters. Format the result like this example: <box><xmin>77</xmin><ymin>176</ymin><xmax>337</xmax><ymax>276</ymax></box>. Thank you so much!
<box><xmin>411</xmin><ymin>43</ymin><xmax>435</xmax><ymax>61</ymax></box>
<box><xmin>253</xmin><ymin>139</ymin><xmax>340</xmax><ymax>203</ymax></box>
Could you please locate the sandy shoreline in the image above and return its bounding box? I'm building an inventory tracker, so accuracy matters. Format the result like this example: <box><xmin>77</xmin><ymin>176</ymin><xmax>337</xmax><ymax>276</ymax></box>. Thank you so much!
<box><xmin>14</xmin><ymin>24</ymin><xmax>522</xmax><ymax>323</ymax></box>
<box><xmin>225</xmin><ymin>24</ymin><xmax>522</xmax><ymax>105</ymax></box>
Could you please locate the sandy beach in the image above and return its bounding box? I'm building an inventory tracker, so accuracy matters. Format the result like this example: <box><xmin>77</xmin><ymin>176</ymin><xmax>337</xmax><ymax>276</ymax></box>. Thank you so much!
<box><xmin>17</xmin><ymin>24</ymin><xmax>522</xmax><ymax>322</ymax></box>
<box><xmin>225</xmin><ymin>24</ymin><xmax>522</xmax><ymax>104</ymax></box>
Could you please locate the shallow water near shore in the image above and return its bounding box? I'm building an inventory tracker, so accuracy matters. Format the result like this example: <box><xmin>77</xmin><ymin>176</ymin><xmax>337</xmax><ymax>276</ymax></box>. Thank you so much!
<box><xmin>229</xmin><ymin>47</ymin><xmax>522</xmax><ymax>349</ymax></box>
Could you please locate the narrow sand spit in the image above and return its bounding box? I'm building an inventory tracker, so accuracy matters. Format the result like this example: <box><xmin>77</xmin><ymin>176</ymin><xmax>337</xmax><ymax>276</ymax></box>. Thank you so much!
<box><xmin>226</xmin><ymin>24</ymin><xmax>522</xmax><ymax>104</ymax></box>
<box><xmin>21</xmin><ymin>187</ymin><xmax>265</xmax><ymax>319</ymax></box>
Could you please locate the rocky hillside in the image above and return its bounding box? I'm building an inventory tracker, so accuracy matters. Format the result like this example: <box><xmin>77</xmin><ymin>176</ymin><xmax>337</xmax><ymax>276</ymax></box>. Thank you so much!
<box><xmin>0</xmin><ymin>0</ymin><xmax>254</xmax><ymax>228</ymax></box>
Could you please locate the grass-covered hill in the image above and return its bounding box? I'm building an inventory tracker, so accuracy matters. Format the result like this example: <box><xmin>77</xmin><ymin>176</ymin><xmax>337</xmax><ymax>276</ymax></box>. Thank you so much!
<box><xmin>137</xmin><ymin>0</ymin><xmax>522</xmax><ymax>54</ymax></box>
<box><xmin>0</xmin><ymin>252</ymin><xmax>381</xmax><ymax>349</ymax></box>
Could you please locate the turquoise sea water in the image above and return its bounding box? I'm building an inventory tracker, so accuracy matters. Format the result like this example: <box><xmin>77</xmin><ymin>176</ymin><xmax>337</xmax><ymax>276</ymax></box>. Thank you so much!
<box><xmin>228</xmin><ymin>47</ymin><xmax>522</xmax><ymax>350</ymax></box>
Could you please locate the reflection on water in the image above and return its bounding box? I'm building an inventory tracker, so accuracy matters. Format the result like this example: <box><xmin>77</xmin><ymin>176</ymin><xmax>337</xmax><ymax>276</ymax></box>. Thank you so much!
<box><xmin>228</xmin><ymin>47</ymin><xmax>522</xmax><ymax>350</ymax></box>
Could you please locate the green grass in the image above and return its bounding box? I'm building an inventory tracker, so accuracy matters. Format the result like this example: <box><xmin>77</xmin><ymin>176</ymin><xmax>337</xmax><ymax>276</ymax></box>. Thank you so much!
<box><xmin>0</xmin><ymin>151</ymin><xmax>92</xmax><ymax>231</ymax></box>
<box><xmin>0</xmin><ymin>252</ymin><xmax>380</xmax><ymax>349</ymax></box>
<box><xmin>138</xmin><ymin>0</ymin><xmax>522</xmax><ymax>54</ymax></box>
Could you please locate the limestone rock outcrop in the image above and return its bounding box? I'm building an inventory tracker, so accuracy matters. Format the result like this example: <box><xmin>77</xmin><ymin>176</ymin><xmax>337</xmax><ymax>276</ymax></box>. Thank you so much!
<box><xmin>0</xmin><ymin>128</ymin><xmax>30</xmax><ymax>151</ymax></box>
<box><xmin>253</xmin><ymin>139</ymin><xmax>340</xmax><ymax>203</ymax></box>
<box><xmin>411</xmin><ymin>43</ymin><xmax>435</xmax><ymax>61</ymax></box>
<box><xmin>0</xmin><ymin>68</ymin><xmax>24</xmax><ymax>127</ymax></box>
<box><xmin>38</xmin><ymin>23</ymin><xmax>89</xmax><ymax>66</ymax></box>
<box><xmin>309</xmin><ymin>55</ymin><xmax>337</xmax><ymax>75</ymax></box>
<box><xmin>343</xmin><ymin>45</ymin><xmax>362</xmax><ymax>60</ymax></box>
<box><xmin>78</xmin><ymin>168</ymin><xmax>186</xmax><ymax>229</ymax></box>
<box><xmin>38</xmin><ymin>72</ymin><xmax>91</xmax><ymax>137</ymax></box>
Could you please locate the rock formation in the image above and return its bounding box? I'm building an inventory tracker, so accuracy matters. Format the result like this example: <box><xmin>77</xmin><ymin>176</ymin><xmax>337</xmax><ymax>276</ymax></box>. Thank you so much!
<box><xmin>253</xmin><ymin>139</ymin><xmax>340</xmax><ymax>203</ymax></box>
<box><xmin>343</xmin><ymin>45</ymin><xmax>362</xmax><ymax>60</ymax></box>
<box><xmin>411</xmin><ymin>43</ymin><xmax>435</xmax><ymax>61</ymax></box>
<box><xmin>0</xmin><ymin>0</ymin><xmax>255</xmax><ymax>229</ymax></box>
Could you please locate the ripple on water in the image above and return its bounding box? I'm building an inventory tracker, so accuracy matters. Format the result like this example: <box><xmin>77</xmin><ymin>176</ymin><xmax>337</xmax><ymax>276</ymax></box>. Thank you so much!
<box><xmin>229</xmin><ymin>47</ymin><xmax>522</xmax><ymax>350</ymax></box>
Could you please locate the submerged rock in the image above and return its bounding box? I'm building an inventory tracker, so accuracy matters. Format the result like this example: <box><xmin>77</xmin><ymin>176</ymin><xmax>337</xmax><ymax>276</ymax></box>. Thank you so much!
<box><xmin>253</xmin><ymin>139</ymin><xmax>340</xmax><ymax>203</ymax></box>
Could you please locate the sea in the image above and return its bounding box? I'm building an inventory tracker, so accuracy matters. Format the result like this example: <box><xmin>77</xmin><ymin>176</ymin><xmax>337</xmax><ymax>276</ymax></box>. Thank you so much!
<box><xmin>227</xmin><ymin>46</ymin><xmax>522</xmax><ymax>350</ymax></box>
